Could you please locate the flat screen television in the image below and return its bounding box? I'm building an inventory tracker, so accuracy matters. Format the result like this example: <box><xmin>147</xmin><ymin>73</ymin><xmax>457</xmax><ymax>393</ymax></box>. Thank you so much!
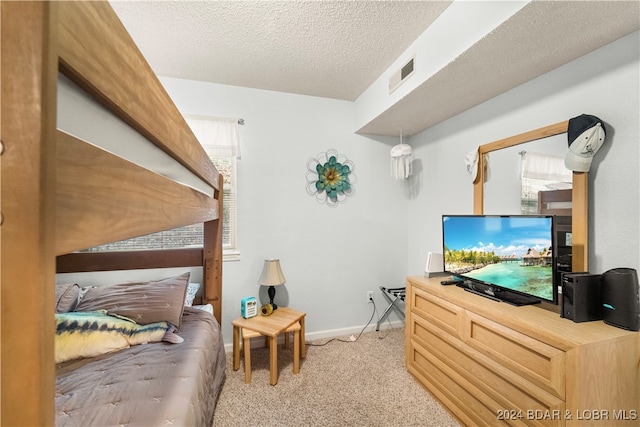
<box><xmin>442</xmin><ymin>215</ymin><xmax>557</xmax><ymax>306</ymax></box>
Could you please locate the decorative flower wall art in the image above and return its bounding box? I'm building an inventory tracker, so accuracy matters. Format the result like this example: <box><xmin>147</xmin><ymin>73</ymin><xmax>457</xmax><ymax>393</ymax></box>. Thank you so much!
<box><xmin>305</xmin><ymin>149</ymin><xmax>356</xmax><ymax>207</ymax></box>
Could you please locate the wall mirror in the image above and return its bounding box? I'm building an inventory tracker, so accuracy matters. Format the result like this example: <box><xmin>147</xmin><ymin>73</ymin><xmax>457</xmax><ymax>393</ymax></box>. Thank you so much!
<box><xmin>473</xmin><ymin>120</ymin><xmax>589</xmax><ymax>273</ymax></box>
<box><xmin>483</xmin><ymin>134</ymin><xmax>570</xmax><ymax>215</ymax></box>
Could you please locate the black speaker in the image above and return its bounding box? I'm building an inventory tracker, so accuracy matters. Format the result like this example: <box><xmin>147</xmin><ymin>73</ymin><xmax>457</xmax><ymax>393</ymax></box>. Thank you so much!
<box><xmin>561</xmin><ymin>272</ymin><xmax>602</xmax><ymax>322</ymax></box>
<box><xmin>601</xmin><ymin>268</ymin><xmax>640</xmax><ymax>331</ymax></box>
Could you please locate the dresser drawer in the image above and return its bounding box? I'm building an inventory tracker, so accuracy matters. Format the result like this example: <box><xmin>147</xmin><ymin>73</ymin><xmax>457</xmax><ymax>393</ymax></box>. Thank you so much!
<box><xmin>412</xmin><ymin>315</ymin><xmax>564</xmax><ymax>427</ymax></box>
<box><xmin>409</xmin><ymin>337</ymin><xmax>512</xmax><ymax>426</ymax></box>
<box><xmin>412</xmin><ymin>287</ymin><xmax>464</xmax><ymax>339</ymax></box>
<box><xmin>464</xmin><ymin>311</ymin><xmax>566</xmax><ymax>399</ymax></box>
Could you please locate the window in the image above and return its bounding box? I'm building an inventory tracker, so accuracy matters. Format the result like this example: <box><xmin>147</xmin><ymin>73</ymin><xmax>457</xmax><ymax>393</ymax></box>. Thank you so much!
<box><xmin>211</xmin><ymin>154</ymin><xmax>238</xmax><ymax>255</ymax></box>
<box><xmin>84</xmin><ymin>116</ymin><xmax>240</xmax><ymax>260</ymax></box>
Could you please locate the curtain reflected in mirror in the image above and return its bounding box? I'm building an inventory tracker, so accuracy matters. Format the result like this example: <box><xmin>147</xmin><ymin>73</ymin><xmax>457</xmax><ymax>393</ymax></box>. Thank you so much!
<box><xmin>482</xmin><ymin>133</ymin><xmax>569</xmax><ymax>215</ymax></box>
<box><xmin>520</xmin><ymin>151</ymin><xmax>572</xmax><ymax>215</ymax></box>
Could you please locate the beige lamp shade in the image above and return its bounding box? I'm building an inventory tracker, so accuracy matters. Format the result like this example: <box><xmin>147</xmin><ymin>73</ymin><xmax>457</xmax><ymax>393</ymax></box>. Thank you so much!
<box><xmin>258</xmin><ymin>259</ymin><xmax>286</xmax><ymax>286</ymax></box>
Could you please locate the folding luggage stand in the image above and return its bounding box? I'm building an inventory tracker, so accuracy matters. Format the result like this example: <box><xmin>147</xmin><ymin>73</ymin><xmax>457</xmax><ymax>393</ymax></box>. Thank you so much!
<box><xmin>376</xmin><ymin>286</ymin><xmax>406</xmax><ymax>331</ymax></box>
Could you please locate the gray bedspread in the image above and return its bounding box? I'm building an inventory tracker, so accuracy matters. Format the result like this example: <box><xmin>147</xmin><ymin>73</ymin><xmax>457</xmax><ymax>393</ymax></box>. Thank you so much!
<box><xmin>56</xmin><ymin>307</ymin><xmax>226</xmax><ymax>426</ymax></box>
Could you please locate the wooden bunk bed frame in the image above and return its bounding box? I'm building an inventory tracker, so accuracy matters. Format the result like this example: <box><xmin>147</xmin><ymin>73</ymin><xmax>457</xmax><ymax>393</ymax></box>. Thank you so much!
<box><xmin>1</xmin><ymin>2</ymin><xmax>223</xmax><ymax>425</ymax></box>
<box><xmin>538</xmin><ymin>188</ymin><xmax>572</xmax><ymax>217</ymax></box>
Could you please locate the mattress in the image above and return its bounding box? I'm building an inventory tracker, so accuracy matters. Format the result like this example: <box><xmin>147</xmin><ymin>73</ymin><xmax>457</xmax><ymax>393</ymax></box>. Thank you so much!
<box><xmin>55</xmin><ymin>307</ymin><xmax>226</xmax><ymax>426</ymax></box>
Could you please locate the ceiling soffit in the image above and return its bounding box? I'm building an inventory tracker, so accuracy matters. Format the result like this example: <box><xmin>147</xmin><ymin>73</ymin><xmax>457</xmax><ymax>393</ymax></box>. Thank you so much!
<box><xmin>357</xmin><ymin>1</ymin><xmax>640</xmax><ymax>137</ymax></box>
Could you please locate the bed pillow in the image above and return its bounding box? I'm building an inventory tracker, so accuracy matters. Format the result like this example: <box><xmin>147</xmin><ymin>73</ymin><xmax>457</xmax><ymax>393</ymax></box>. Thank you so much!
<box><xmin>75</xmin><ymin>272</ymin><xmax>190</xmax><ymax>329</ymax></box>
<box><xmin>55</xmin><ymin>310</ymin><xmax>180</xmax><ymax>363</ymax></box>
<box><xmin>184</xmin><ymin>282</ymin><xmax>201</xmax><ymax>306</ymax></box>
<box><xmin>192</xmin><ymin>303</ymin><xmax>214</xmax><ymax>315</ymax></box>
<box><xmin>55</xmin><ymin>283</ymin><xmax>81</xmax><ymax>313</ymax></box>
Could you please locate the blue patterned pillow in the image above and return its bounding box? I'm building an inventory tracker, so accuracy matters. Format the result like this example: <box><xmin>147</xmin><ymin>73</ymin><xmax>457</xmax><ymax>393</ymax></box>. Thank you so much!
<box><xmin>184</xmin><ymin>282</ymin><xmax>201</xmax><ymax>306</ymax></box>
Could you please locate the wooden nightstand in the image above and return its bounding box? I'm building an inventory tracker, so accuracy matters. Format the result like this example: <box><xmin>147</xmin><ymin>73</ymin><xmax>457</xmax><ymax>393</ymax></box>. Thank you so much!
<box><xmin>232</xmin><ymin>307</ymin><xmax>306</xmax><ymax>385</ymax></box>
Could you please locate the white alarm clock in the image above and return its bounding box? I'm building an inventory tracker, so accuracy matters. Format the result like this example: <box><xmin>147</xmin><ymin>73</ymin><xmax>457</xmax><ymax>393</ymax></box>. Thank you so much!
<box><xmin>241</xmin><ymin>296</ymin><xmax>258</xmax><ymax>318</ymax></box>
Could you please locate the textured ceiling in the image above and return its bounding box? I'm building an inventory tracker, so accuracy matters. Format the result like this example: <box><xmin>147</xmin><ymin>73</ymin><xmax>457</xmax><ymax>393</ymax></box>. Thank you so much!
<box><xmin>110</xmin><ymin>1</ymin><xmax>640</xmax><ymax>137</ymax></box>
<box><xmin>110</xmin><ymin>0</ymin><xmax>451</xmax><ymax>101</ymax></box>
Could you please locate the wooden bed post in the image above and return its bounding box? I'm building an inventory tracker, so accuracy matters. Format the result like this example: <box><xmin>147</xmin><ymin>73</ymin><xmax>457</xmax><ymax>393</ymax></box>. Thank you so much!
<box><xmin>204</xmin><ymin>174</ymin><xmax>224</xmax><ymax>325</ymax></box>
<box><xmin>1</xmin><ymin>2</ymin><xmax>58</xmax><ymax>425</ymax></box>
<box><xmin>3</xmin><ymin>1</ymin><xmax>224</xmax><ymax>422</ymax></box>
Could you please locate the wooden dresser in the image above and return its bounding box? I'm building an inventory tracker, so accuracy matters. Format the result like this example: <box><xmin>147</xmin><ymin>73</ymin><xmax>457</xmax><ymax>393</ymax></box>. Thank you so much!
<box><xmin>405</xmin><ymin>276</ymin><xmax>640</xmax><ymax>427</ymax></box>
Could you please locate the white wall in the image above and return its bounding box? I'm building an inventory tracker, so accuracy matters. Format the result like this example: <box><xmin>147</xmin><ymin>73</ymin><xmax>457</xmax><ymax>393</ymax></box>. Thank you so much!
<box><xmin>407</xmin><ymin>31</ymin><xmax>640</xmax><ymax>277</ymax></box>
<box><xmin>159</xmin><ymin>79</ymin><xmax>409</xmax><ymax>343</ymax></box>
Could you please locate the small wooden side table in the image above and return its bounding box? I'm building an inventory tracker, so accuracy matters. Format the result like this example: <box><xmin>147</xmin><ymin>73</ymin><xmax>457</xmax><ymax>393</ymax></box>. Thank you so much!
<box><xmin>232</xmin><ymin>307</ymin><xmax>306</xmax><ymax>385</ymax></box>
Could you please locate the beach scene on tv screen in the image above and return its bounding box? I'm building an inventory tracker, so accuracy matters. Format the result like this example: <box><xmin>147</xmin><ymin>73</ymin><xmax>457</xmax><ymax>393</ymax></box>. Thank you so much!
<box><xmin>443</xmin><ymin>216</ymin><xmax>553</xmax><ymax>300</ymax></box>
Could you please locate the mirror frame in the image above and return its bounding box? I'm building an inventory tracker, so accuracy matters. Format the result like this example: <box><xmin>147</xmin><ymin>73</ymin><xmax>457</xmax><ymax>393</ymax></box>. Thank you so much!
<box><xmin>473</xmin><ymin>120</ymin><xmax>588</xmax><ymax>272</ymax></box>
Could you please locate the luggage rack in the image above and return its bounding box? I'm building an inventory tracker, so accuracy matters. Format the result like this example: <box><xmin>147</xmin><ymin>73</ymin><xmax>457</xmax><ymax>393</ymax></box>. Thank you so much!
<box><xmin>376</xmin><ymin>286</ymin><xmax>405</xmax><ymax>331</ymax></box>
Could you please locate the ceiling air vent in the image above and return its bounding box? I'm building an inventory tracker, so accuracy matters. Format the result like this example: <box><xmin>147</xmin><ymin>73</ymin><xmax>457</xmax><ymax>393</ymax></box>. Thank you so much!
<box><xmin>389</xmin><ymin>56</ymin><xmax>415</xmax><ymax>94</ymax></box>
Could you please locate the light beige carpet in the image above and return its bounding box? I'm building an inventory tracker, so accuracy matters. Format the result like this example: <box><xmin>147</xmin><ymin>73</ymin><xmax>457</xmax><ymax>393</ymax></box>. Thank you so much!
<box><xmin>212</xmin><ymin>327</ymin><xmax>461</xmax><ymax>427</ymax></box>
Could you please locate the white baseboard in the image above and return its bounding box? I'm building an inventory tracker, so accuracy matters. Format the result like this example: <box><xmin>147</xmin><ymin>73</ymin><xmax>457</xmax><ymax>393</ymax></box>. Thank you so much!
<box><xmin>223</xmin><ymin>320</ymin><xmax>404</xmax><ymax>353</ymax></box>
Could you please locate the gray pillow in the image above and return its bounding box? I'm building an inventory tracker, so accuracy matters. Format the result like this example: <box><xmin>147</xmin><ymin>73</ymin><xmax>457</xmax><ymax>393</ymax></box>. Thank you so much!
<box><xmin>55</xmin><ymin>283</ymin><xmax>81</xmax><ymax>313</ymax></box>
<box><xmin>75</xmin><ymin>273</ymin><xmax>190</xmax><ymax>330</ymax></box>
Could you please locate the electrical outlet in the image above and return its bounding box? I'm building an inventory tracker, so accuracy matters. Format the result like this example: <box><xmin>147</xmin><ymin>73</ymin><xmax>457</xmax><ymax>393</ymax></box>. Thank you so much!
<box><xmin>367</xmin><ymin>291</ymin><xmax>374</xmax><ymax>303</ymax></box>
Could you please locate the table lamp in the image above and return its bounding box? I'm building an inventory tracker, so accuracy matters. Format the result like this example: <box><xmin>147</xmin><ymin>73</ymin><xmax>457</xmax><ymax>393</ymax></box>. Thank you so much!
<box><xmin>258</xmin><ymin>259</ymin><xmax>286</xmax><ymax>310</ymax></box>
